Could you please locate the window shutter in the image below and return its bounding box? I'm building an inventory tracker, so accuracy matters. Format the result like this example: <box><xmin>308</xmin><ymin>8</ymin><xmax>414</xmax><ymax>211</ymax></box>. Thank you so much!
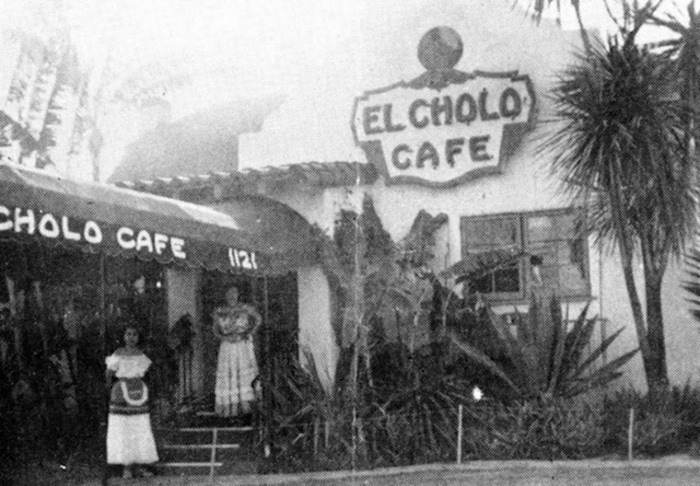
<box><xmin>461</xmin><ymin>214</ymin><xmax>524</xmax><ymax>299</ymax></box>
<box><xmin>525</xmin><ymin>211</ymin><xmax>588</xmax><ymax>297</ymax></box>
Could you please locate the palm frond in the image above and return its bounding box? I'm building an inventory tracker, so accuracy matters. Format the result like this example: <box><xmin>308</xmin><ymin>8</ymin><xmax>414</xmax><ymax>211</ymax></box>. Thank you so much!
<box><xmin>565</xmin><ymin>348</ymin><xmax>639</xmax><ymax>398</ymax></box>
<box><xmin>561</xmin><ymin>306</ymin><xmax>596</xmax><ymax>378</ymax></box>
<box><xmin>568</xmin><ymin>327</ymin><xmax>629</xmax><ymax>379</ymax></box>
<box><xmin>546</xmin><ymin>30</ymin><xmax>696</xmax><ymax>259</ymax></box>
<box><xmin>449</xmin><ymin>333</ymin><xmax>521</xmax><ymax>394</ymax></box>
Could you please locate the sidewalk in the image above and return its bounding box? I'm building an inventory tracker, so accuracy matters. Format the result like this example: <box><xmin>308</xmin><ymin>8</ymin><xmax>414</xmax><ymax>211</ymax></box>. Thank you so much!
<box><xmin>96</xmin><ymin>456</ymin><xmax>700</xmax><ymax>486</ymax></box>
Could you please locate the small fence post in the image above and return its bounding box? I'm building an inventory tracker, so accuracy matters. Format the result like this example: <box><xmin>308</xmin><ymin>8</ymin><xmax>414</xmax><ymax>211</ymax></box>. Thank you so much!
<box><xmin>313</xmin><ymin>418</ymin><xmax>320</xmax><ymax>458</ymax></box>
<box><xmin>627</xmin><ymin>407</ymin><xmax>635</xmax><ymax>461</ymax></box>
<box><xmin>209</xmin><ymin>427</ymin><xmax>218</xmax><ymax>481</ymax></box>
<box><xmin>456</xmin><ymin>404</ymin><xmax>464</xmax><ymax>464</ymax></box>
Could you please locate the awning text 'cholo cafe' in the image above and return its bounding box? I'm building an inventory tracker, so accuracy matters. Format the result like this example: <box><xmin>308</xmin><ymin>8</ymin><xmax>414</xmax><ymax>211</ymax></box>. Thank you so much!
<box><xmin>0</xmin><ymin>164</ymin><xmax>268</xmax><ymax>272</ymax></box>
<box><xmin>0</xmin><ymin>204</ymin><xmax>258</xmax><ymax>270</ymax></box>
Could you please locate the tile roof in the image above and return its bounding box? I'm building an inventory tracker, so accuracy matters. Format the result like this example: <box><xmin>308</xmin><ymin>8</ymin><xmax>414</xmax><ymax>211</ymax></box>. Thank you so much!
<box><xmin>114</xmin><ymin>161</ymin><xmax>379</xmax><ymax>200</ymax></box>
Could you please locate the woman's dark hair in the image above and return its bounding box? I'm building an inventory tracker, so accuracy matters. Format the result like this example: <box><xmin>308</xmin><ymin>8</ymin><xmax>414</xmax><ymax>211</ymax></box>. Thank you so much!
<box><xmin>122</xmin><ymin>324</ymin><xmax>141</xmax><ymax>342</ymax></box>
<box><xmin>230</xmin><ymin>281</ymin><xmax>252</xmax><ymax>300</ymax></box>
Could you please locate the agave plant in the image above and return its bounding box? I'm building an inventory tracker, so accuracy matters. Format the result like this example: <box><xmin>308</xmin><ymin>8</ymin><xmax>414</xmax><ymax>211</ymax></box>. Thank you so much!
<box><xmin>451</xmin><ymin>294</ymin><xmax>638</xmax><ymax>399</ymax></box>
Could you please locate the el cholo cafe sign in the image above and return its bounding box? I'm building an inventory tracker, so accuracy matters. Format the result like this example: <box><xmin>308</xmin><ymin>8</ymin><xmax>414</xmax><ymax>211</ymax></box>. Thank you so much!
<box><xmin>352</xmin><ymin>26</ymin><xmax>536</xmax><ymax>187</ymax></box>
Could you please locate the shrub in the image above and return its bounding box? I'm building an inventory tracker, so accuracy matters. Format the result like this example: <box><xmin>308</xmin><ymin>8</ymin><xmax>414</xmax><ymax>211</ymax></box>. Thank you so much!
<box><xmin>602</xmin><ymin>385</ymin><xmax>700</xmax><ymax>457</ymax></box>
<box><xmin>367</xmin><ymin>402</ymin><xmax>460</xmax><ymax>467</ymax></box>
<box><xmin>463</xmin><ymin>398</ymin><xmax>605</xmax><ymax>460</ymax></box>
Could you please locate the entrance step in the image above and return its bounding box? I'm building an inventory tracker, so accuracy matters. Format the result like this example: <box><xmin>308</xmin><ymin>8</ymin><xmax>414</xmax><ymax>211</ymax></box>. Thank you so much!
<box><xmin>163</xmin><ymin>443</ymin><xmax>241</xmax><ymax>450</ymax></box>
<box><xmin>157</xmin><ymin>424</ymin><xmax>260</xmax><ymax>477</ymax></box>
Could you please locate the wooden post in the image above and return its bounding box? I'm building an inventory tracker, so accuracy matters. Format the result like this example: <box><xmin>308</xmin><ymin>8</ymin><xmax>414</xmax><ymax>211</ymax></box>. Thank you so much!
<box><xmin>627</xmin><ymin>407</ymin><xmax>635</xmax><ymax>461</ymax></box>
<box><xmin>5</xmin><ymin>276</ymin><xmax>24</xmax><ymax>372</ymax></box>
<box><xmin>209</xmin><ymin>428</ymin><xmax>218</xmax><ymax>481</ymax></box>
<box><xmin>313</xmin><ymin>417</ymin><xmax>320</xmax><ymax>458</ymax></box>
<box><xmin>32</xmin><ymin>281</ymin><xmax>49</xmax><ymax>363</ymax></box>
<box><xmin>351</xmin><ymin>406</ymin><xmax>357</xmax><ymax>472</ymax></box>
<box><xmin>262</xmin><ymin>276</ymin><xmax>274</xmax><ymax>461</ymax></box>
<box><xmin>456</xmin><ymin>404</ymin><xmax>464</xmax><ymax>464</ymax></box>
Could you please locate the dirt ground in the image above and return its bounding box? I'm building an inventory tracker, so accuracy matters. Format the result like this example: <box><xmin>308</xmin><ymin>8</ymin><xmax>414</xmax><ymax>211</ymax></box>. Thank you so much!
<box><xmin>24</xmin><ymin>457</ymin><xmax>700</xmax><ymax>486</ymax></box>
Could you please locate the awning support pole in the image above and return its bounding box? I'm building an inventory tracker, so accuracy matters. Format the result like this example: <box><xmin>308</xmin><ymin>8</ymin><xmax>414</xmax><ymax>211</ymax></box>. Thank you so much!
<box><xmin>262</xmin><ymin>275</ymin><xmax>274</xmax><ymax>461</ymax></box>
<box><xmin>100</xmin><ymin>253</ymin><xmax>108</xmax><ymax>486</ymax></box>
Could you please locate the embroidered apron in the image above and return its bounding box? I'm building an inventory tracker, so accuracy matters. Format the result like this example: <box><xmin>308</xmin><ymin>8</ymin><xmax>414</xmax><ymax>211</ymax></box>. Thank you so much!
<box><xmin>109</xmin><ymin>378</ymin><xmax>149</xmax><ymax>415</ymax></box>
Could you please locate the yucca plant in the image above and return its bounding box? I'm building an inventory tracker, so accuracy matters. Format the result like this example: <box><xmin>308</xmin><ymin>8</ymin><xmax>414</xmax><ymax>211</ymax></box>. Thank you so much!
<box><xmin>451</xmin><ymin>294</ymin><xmax>638</xmax><ymax>399</ymax></box>
<box><xmin>546</xmin><ymin>12</ymin><xmax>698</xmax><ymax>395</ymax></box>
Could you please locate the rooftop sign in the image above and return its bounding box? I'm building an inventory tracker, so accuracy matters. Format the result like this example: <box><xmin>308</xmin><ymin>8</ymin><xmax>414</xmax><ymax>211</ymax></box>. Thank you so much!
<box><xmin>352</xmin><ymin>27</ymin><xmax>536</xmax><ymax>188</ymax></box>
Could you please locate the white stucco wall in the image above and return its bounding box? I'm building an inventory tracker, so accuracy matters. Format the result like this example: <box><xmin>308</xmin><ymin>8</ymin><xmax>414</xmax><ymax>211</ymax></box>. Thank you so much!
<box><xmin>238</xmin><ymin>0</ymin><xmax>581</xmax><ymax>170</ymax></box>
<box><xmin>239</xmin><ymin>0</ymin><xmax>585</xmax><ymax>271</ymax></box>
<box><xmin>661</xmin><ymin>260</ymin><xmax>700</xmax><ymax>386</ymax></box>
<box><xmin>591</xmin><ymin>245</ymin><xmax>700</xmax><ymax>390</ymax></box>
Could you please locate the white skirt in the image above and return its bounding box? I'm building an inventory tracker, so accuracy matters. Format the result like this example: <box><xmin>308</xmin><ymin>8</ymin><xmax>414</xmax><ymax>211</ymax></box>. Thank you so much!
<box><xmin>215</xmin><ymin>339</ymin><xmax>258</xmax><ymax>417</ymax></box>
<box><xmin>106</xmin><ymin>413</ymin><xmax>159</xmax><ymax>465</ymax></box>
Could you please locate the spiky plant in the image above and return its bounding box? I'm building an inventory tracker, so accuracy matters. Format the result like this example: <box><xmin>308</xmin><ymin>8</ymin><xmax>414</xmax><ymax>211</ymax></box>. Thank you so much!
<box><xmin>452</xmin><ymin>295</ymin><xmax>638</xmax><ymax>399</ymax></box>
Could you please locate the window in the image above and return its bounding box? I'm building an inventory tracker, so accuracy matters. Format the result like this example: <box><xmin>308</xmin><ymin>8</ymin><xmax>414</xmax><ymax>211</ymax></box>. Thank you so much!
<box><xmin>460</xmin><ymin>209</ymin><xmax>589</xmax><ymax>300</ymax></box>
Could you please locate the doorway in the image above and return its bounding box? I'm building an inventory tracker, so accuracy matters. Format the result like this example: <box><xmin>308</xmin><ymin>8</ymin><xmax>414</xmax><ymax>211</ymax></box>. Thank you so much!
<box><xmin>197</xmin><ymin>271</ymin><xmax>299</xmax><ymax>420</ymax></box>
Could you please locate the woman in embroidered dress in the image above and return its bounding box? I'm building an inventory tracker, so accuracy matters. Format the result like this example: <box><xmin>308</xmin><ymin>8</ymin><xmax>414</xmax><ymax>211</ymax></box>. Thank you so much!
<box><xmin>213</xmin><ymin>286</ymin><xmax>262</xmax><ymax>417</ymax></box>
<box><xmin>105</xmin><ymin>326</ymin><xmax>158</xmax><ymax>478</ymax></box>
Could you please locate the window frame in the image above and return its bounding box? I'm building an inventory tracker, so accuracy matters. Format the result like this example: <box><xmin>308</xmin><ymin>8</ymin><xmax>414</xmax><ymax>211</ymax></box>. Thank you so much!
<box><xmin>460</xmin><ymin>208</ymin><xmax>590</xmax><ymax>303</ymax></box>
<box><xmin>461</xmin><ymin>212</ymin><xmax>525</xmax><ymax>301</ymax></box>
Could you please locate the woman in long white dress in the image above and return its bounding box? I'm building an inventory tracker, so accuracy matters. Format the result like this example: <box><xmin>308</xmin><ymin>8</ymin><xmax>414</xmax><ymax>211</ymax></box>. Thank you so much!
<box><xmin>105</xmin><ymin>326</ymin><xmax>159</xmax><ymax>478</ymax></box>
<box><xmin>213</xmin><ymin>286</ymin><xmax>262</xmax><ymax>417</ymax></box>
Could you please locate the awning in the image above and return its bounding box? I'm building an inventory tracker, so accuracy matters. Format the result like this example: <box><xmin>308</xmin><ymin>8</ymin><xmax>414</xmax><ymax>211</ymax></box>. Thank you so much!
<box><xmin>0</xmin><ymin>164</ymin><xmax>317</xmax><ymax>273</ymax></box>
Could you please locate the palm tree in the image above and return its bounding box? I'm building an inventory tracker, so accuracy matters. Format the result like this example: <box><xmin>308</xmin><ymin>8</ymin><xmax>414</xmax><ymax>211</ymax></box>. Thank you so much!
<box><xmin>523</xmin><ymin>1</ymin><xmax>670</xmax><ymax>54</ymax></box>
<box><xmin>545</xmin><ymin>11</ymin><xmax>698</xmax><ymax>395</ymax></box>
<box><xmin>652</xmin><ymin>2</ymin><xmax>700</xmax><ymax>169</ymax></box>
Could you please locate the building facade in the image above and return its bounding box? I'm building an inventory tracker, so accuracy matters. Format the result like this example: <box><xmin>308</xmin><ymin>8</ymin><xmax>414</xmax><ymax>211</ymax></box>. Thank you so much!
<box><xmin>116</xmin><ymin>1</ymin><xmax>700</xmax><ymax>393</ymax></box>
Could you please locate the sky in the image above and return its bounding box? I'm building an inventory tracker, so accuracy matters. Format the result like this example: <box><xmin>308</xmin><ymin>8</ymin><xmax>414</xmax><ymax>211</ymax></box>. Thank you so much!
<box><xmin>1</xmin><ymin>0</ymin><xmax>690</xmax><ymax>101</ymax></box>
<box><xmin>0</xmin><ymin>0</ymin><xmax>693</xmax><ymax>180</ymax></box>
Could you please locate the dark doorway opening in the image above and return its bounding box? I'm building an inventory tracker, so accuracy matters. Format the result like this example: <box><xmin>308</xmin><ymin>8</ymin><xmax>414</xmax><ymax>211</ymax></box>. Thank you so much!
<box><xmin>199</xmin><ymin>271</ymin><xmax>298</xmax><ymax>423</ymax></box>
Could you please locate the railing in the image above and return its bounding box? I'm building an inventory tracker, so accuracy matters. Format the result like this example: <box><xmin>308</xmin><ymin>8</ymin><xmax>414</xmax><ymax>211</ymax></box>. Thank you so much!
<box><xmin>159</xmin><ymin>424</ymin><xmax>253</xmax><ymax>479</ymax></box>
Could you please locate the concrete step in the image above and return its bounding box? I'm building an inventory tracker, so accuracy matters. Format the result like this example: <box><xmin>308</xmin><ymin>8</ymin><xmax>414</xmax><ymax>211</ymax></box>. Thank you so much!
<box><xmin>163</xmin><ymin>443</ymin><xmax>241</xmax><ymax>450</ymax></box>
<box><xmin>159</xmin><ymin>462</ymin><xmax>223</xmax><ymax>477</ymax></box>
<box><xmin>156</xmin><ymin>424</ymin><xmax>259</xmax><ymax>476</ymax></box>
<box><xmin>178</xmin><ymin>426</ymin><xmax>253</xmax><ymax>432</ymax></box>
<box><xmin>158</xmin><ymin>427</ymin><xmax>254</xmax><ymax>445</ymax></box>
<box><xmin>159</xmin><ymin>442</ymin><xmax>246</xmax><ymax>463</ymax></box>
<box><xmin>161</xmin><ymin>462</ymin><xmax>223</xmax><ymax>468</ymax></box>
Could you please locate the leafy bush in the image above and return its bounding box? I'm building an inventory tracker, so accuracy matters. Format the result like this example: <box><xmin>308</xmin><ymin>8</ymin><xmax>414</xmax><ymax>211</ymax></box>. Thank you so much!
<box><xmin>367</xmin><ymin>398</ymin><xmax>461</xmax><ymax>467</ymax></box>
<box><xmin>264</xmin><ymin>336</ymin><xmax>483</xmax><ymax>472</ymax></box>
<box><xmin>631</xmin><ymin>412</ymin><xmax>683</xmax><ymax>456</ymax></box>
<box><xmin>603</xmin><ymin>385</ymin><xmax>700</xmax><ymax>457</ymax></box>
<box><xmin>463</xmin><ymin>398</ymin><xmax>605</xmax><ymax>460</ymax></box>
